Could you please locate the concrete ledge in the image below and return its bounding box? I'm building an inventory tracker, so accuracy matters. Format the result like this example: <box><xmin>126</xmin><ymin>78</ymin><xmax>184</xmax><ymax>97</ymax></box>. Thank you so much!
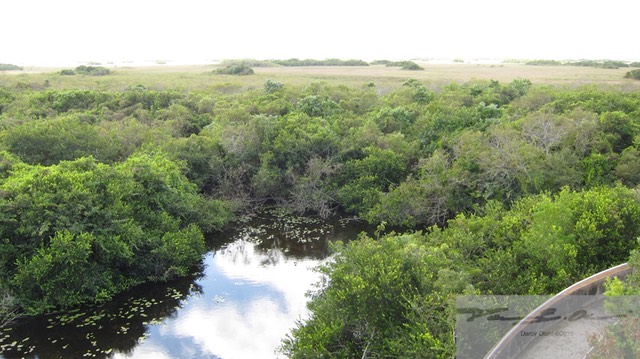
<box><xmin>484</xmin><ymin>263</ymin><xmax>631</xmax><ymax>359</ymax></box>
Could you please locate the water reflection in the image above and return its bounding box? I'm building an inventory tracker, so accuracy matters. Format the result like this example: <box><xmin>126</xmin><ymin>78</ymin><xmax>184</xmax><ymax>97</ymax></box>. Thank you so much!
<box><xmin>0</xmin><ymin>277</ymin><xmax>196</xmax><ymax>359</ymax></box>
<box><xmin>118</xmin><ymin>240</ymin><xmax>324</xmax><ymax>359</ymax></box>
<box><xmin>0</xmin><ymin>214</ymin><xmax>371</xmax><ymax>359</ymax></box>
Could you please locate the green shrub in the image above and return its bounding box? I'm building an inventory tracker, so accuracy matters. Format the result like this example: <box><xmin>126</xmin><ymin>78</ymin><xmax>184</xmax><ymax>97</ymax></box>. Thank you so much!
<box><xmin>370</xmin><ymin>59</ymin><xmax>393</xmax><ymax>65</ymax></box>
<box><xmin>624</xmin><ymin>69</ymin><xmax>640</xmax><ymax>80</ymax></box>
<box><xmin>280</xmin><ymin>233</ymin><xmax>460</xmax><ymax>358</ymax></box>
<box><xmin>381</xmin><ymin>60</ymin><xmax>424</xmax><ymax>70</ymax></box>
<box><xmin>59</xmin><ymin>66</ymin><xmax>111</xmax><ymax>76</ymax></box>
<box><xmin>526</xmin><ymin>59</ymin><xmax>562</xmax><ymax>66</ymax></box>
<box><xmin>3</xmin><ymin>115</ymin><xmax>110</xmax><ymax>165</ymax></box>
<box><xmin>264</xmin><ymin>79</ymin><xmax>284</xmax><ymax>93</ymax></box>
<box><xmin>401</xmin><ymin>62</ymin><xmax>424</xmax><ymax>70</ymax></box>
<box><xmin>215</xmin><ymin>64</ymin><xmax>254</xmax><ymax>75</ymax></box>
<box><xmin>0</xmin><ymin>153</ymin><xmax>230</xmax><ymax>313</ymax></box>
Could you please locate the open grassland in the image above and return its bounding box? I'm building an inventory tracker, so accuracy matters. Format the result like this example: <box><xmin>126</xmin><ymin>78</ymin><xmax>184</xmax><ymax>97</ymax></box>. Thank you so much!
<box><xmin>1</xmin><ymin>63</ymin><xmax>638</xmax><ymax>92</ymax></box>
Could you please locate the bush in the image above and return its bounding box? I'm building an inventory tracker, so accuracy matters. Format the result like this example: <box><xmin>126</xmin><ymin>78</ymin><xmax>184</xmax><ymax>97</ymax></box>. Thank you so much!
<box><xmin>401</xmin><ymin>62</ymin><xmax>424</xmax><ymax>71</ymax></box>
<box><xmin>295</xmin><ymin>95</ymin><xmax>339</xmax><ymax>117</ymax></box>
<box><xmin>3</xmin><ymin>115</ymin><xmax>110</xmax><ymax>165</ymax></box>
<box><xmin>382</xmin><ymin>60</ymin><xmax>424</xmax><ymax>70</ymax></box>
<box><xmin>215</xmin><ymin>64</ymin><xmax>254</xmax><ymax>75</ymax></box>
<box><xmin>0</xmin><ymin>153</ymin><xmax>230</xmax><ymax>313</ymax></box>
<box><xmin>280</xmin><ymin>233</ymin><xmax>460</xmax><ymax>358</ymax></box>
<box><xmin>59</xmin><ymin>66</ymin><xmax>111</xmax><ymax>76</ymax></box>
<box><xmin>624</xmin><ymin>69</ymin><xmax>640</xmax><ymax>80</ymax></box>
<box><xmin>264</xmin><ymin>79</ymin><xmax>284</xmax><ymax>94</ymax></box>
<box><xmin>12</xmin><ymin>231</ymin><xmax>109</xmax><ymax>311</ymax></box>
<box><xmin>526</xmin><ymin>59</ymin><xmax>562</xmax><ymax>66</ymax></box>
<box><xmin>77</xmin><ymin>65</ymin><xmax>111</xmax><ymax>76</ymax></box>
<box><xmin>370</xmin><ymin>59</ymin><xmax>393</xmax><ymax>65</ymax></box>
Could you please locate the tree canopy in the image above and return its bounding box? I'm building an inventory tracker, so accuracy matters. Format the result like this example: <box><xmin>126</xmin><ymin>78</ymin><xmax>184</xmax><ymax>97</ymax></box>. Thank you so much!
<box><xmin>2</xmin><ymin>72</ymin><xmax>640</xmax><ymax>356</ymax></box>
<box><xmin>0</xmin><ymin>152</ymin><xmax>229</xmax><ymax>313</ymax></box>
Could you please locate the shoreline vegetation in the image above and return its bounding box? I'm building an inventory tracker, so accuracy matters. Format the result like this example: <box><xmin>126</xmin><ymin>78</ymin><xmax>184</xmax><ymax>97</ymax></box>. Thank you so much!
<box><xmin>2</xmin><ymin>59</ymin><xmax>640</xmax><ymax>357</ymax></box>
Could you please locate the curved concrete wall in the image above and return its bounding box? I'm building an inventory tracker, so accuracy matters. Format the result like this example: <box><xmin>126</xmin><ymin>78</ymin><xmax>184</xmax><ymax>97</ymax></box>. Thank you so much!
<box><xmin>483</xmin><ymin>263</ymin><xmax>631</xmax><ymax>359</ymax></box>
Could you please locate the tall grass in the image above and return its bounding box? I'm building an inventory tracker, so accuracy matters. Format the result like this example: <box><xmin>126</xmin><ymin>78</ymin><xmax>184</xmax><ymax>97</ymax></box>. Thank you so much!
<box><xmin>1</xmin><ymin>63</ymin><xmax>639</xmax><ymax>92</ymax></box>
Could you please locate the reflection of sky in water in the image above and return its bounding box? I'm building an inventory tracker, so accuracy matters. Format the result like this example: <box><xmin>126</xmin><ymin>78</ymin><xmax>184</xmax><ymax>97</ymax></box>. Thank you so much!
<box><xmin>114</xmin><ymin>238</ymin><xmax>323</xmax><ymax>359</ymax></box>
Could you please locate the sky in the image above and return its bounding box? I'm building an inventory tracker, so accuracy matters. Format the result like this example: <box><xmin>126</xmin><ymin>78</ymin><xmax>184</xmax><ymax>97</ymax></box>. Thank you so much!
<box><xmin>2</xmin><ymin>0</ymin><xmax>639</xmax><ymax>66</ymax></box>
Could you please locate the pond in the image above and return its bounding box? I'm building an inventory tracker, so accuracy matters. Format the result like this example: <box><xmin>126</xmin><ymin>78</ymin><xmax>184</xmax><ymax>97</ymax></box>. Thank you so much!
<box><xmin>0</xmin><ymin>212</ymin><xmax>373</xmax><ymax>359</ymax></box>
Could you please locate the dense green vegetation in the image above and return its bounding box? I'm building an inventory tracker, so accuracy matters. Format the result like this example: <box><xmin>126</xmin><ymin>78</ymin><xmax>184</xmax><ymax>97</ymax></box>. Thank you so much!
<box><xmin>2</xmin><ymin>68</ymin><xmax>640</xmax><ymax>356</ymax></box>
<box><xmin>569</xmin><ymin>60</ymin><xmax>629</xmax><ymax>69</ymax></box>
<box><xmin>0</xmin><ymin>152</ymin><xmax>229</xmax><ymax>313</ymax></box>
<box><xmin>60</xmin><ymin>65</ymin><xmax>111</xmax><ymax>76</ymax></box>
<box><xmin>281</xmin><ymin>186</ymin><xmax>640</xmax><ymax>357</ymax></box>
<box><xmin>587</xmin><ymin>249</ymin><xmax>640</xmax><ymax>358</ymax></box>
<box><xmin>371</xmin><ymin>60</ymin><xmax>424</xmax><ymax>70</ymax></box>
<box><xmin>401</xmin><ymin>62</ymin><xmax>424</xmax><ymax>70</ymax></box>
<box><xmin>215</xmin><ymin>64</ymin><xmax>255</xmax><ymax>75</ymax></box>
<box><xmin>625</xmin><ymin>69</ymin><xmax>640</xmax><ymax>80</ymax></box>
<box><xmin>526</xmin><ymin>59</ymin><xmax>563</xmax><ymax>66</ymax></box>
<box><xmin>526</xmin><ymin>59</ymin><xmax>633</xmax><ymax>69</ymax></box>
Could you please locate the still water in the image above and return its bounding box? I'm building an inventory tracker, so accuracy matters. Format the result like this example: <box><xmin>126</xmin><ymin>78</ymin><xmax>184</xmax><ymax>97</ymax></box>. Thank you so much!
<box><xmin>0</xmin><ymin>212</ymin><xmax>372</xmax><ymax>359</ymax></box>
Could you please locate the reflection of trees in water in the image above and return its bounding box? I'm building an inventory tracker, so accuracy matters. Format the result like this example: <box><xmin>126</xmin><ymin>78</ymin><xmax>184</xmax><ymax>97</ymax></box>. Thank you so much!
<box><xmin>1</xmin><ymin>277</ymin><xmax>200</xmax><ymax>359</ymax></box>
<box><xmin>221</xmin><ymin>239</ymin><xmax>256</xmax><ymax>265</ymax></box>
<box><xmin>261</xmin><ymin>249</ymin><xmax>285</xmax><ymax>266</ymax></box>
<box><xmin>219</xmin><ymin>239</ymin><xmax>286</xmax><ymax>267</ymax></box>
<box><xmin>212</xmin><ymin>212</ymin><xmax>374</xmax><ymax>262</ymax></box>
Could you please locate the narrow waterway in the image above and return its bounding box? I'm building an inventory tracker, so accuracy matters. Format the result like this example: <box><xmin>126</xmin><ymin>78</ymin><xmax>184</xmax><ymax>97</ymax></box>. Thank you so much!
<box><xmin>0</xmin><ymin>212</ymin><xmax>372</xmax><ymax>359</ymax></box>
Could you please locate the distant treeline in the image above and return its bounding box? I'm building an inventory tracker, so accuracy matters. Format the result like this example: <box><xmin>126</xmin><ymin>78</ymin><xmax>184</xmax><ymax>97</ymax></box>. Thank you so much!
<box><xmin>60</xmin><ymin>65</ymin><xmax>111</xmax><ymax>76</ymax></box>
<box><xmin>220</xmin><ymin>58</ymin><xmax>369</xmax><ymax>67</ymax></box>
<box><xmin>525</xmin><ymin>59</ymin><xmax>640</xmax><ymax>69</ymax></box>
<box><xmin>370</xmin><ymin>60</ymin><xmax>424</xmax><ymax>70</ymax></box>
<box><xmin>274</xmin><ymin>58</ymin><xmax>369</xmax><ymax>66</ymax></box>
<box><xmin>0</xmin><ymin>64</ymin><xmax>22</xmax><ymax>71</ymax></box>
<box><xmin>217</xmin><ymin>58</ymin><xmax>430</xmax><ymax>69</ymax></box>
<box><xmin>219</xmin><ymin>59</ymin><xmax>278</xmax><ymax>67</ymax></box>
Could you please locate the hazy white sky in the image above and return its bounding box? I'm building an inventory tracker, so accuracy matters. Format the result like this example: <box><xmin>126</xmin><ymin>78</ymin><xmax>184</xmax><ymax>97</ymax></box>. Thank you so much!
<box><xmin>2</xmin><ymin>0</ymin><xmax>639</xmax><ymax>66</ymax></box>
